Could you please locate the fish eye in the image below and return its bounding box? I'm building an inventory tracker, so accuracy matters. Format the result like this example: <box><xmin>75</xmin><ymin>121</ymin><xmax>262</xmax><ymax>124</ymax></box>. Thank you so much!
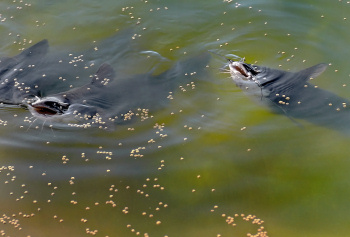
<box><xmin>242</xmin><ymin>63</ymin><xmax>259</xmax><ymax>76</ymax></box>
<box><xmin>42</xmin><ymin>101</ymin><xmax>68</xmax><ymax>111</ymax></box>
<box><xmin>44</xmin><ymin>101</ymin><xmax>54</xmax><ymax>107</ymax></box>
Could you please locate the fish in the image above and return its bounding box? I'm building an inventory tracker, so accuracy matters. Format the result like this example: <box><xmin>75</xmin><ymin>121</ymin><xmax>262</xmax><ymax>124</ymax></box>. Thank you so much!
<box><xmin>0</xmin><ymin>37</ymin><xmax>210</xmax><ymax>130</ymax></box>
<box><xmin>0</xmin><ymin>29</ymin><xmax>137</xmax><ymax>108</ymax></box>
<box><xmin>0</xmin><ymin>40</ymin><xmax>49</xmax><ymax>106</ymax></box>
<box><xmin>227</xmin><ymin>58</ymin><xmax>350</xmax><ymax>132</ymax></box>
<box><xmin>0</xmin><ymin>39</ymin><xmax>99</xmax><ymax>107</ymax></box>
<box><xmin>28</xmin><ymin>52</ymin><xmax>210</xmax><ymax>130</ymax></box>
<box><xmin>25</xmin><ymin>50</ymin><xmax>210</xmax><ymax>129</ymax></box>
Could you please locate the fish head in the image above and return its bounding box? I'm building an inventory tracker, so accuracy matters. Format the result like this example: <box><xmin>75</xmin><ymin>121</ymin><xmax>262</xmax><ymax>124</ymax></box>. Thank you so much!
<box><xmin>227</xmin><ymin>59</ymin><xmax>265</xmax><ymax>96</ymax></box>
<box><xmin>228</xmin><ymin>57</ymin><xmax>330</xmax><ymax>117</ymax></box>
<box><xmin>27</xmin><ymin>95</ymin><xmax>112</xmax><ymax>129</ymax></box>
<box><xmin>25</xmin><ymin>63</ymin><xmax>117</xmax><ymax>130</ymax></box>
<box><xmin>228</xmin><ymin>59</ymin><xmax>260</xmax><ymax>83</ymax></box>
<box><xmin>27</xmin><ymin>63</ymin><xmax>115</xmax><ymax>119</ymax></box>
<box><xmin>228</xmin><ymin>59</ymin><xmax>254</xmax><ymax>76</ymax></box>
<box><xmin>29</xmin><ymin>96</ymin><xmax>70</xmax><ymax>116</ymax></box>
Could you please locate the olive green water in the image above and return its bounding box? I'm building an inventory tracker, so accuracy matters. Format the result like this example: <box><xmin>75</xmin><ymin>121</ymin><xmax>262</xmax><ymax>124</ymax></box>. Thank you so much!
<box><xmin>1</xmin><ymin>0</ymin><xmax>350</xmax><ymax>236</ymax></box>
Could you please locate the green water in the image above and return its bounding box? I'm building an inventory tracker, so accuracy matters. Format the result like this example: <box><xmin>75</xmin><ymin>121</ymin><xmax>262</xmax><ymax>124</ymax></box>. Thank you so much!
<box><xmin>0</xmin><ymin>0</ymin><xmax>350</xmax><ymax>236</ymax></box>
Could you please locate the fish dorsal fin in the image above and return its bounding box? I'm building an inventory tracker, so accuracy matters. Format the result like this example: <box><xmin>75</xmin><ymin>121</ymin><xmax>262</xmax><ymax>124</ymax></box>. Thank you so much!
<box><xmin>297</xmin><ymin>63</ymin><xmax>328</xmax><ymax>81</ymax></box>
<box><xmin>270</xmin><ymin>63</ymin><xmax>328</xmax><ymax>90</ymax></box>
<box><xmin>14</xmin><ymin>39</ymin><xmax>49</xmax><ymax>62</ymax></box>
<box><xmin>91</xmin><ymin>63</ymin><xmax>115</xmax><ymax>87</ymax></box>
<box><xmin>0</xmin><ymin>40</ymin><xmax>49</xmax><ymax>72</ymax></box>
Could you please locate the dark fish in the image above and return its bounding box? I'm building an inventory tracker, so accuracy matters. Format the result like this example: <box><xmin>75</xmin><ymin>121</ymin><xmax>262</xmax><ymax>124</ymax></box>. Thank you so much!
<box><xmin>27</xmin><ymin>63</ymin><xmax>116</xmax><ymax>128</ymax></box>
<box><xmin>27</xmin><ymin>52</ymin><xmax>211</xmax><ymax>129</ymax></box>
<box><xmin>0</xmin><ymin>40</ymin><xmax>49</xmax><ymax>105</ymax></box>
<box><xmin>228</xmin><ymin>58</ymin><xmax>350</xmax><ymax>132</ymax></box>
<box><xmin>0</xmin><ymin>39</ymin><xmax>97</xmax><ymax>107</ymax></box>
<box><xmin>0</xmin><ymin>37</ymin><xmax>210</xmax><ymax>130</ymax></box>
<box><xmin>0</xmin><ymin>29</ymin><xmax>136</xmax><ymax>107</ymax></box>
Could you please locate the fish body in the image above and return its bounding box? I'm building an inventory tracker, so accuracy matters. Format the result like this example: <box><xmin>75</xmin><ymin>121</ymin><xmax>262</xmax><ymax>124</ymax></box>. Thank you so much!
<box><xmin>27</xmin><ymin>52</ymin><xmax>210</xmax><ymax>129</ymax></box>
<box><xmin>0</xmin><ymin>40</ymin><xmax>49</xmax><ymax>105</ymax></box>
<box><xmin>228</xmin><ymin>59</ymin><xmax>350</xmax><ymax>132</ymax></box>
<box><xmin>0</xmin><ymin>38</ymin><xmax>210</xmax><ymax>129</ymax></box>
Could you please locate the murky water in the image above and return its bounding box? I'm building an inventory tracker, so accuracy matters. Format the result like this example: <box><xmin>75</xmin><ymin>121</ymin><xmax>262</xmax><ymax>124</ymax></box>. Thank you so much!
<box><xmin>1</xmin><ymin>0</ymin><xmax>350</xmax><ymax>236</ymax></box>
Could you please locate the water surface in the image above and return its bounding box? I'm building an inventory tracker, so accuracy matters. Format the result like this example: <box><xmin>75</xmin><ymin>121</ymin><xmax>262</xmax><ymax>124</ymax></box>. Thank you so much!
<box><xmin>0</xmin><ymin>0</ymin><xmax>350</xmax><ymax>236</ymax></box>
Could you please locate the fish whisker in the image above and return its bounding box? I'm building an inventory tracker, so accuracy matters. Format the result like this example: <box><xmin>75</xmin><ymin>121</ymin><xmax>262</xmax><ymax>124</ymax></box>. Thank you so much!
<box><xmin>26</xmin><ymin>117</ymin><xmax>38</xmax><ymax>132</ymax></box>
<box><xmin>40</xmin><ymin>119</ymin><xmax>47</xmax><ymax>134</ymax></box>
<box><xmin>49</xmin><ymin>124</ymin><xmax>56</xmax><ymax>137</ymax></box>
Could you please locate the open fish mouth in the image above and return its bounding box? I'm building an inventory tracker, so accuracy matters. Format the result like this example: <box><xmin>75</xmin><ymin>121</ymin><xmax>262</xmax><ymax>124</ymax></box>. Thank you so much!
<box><xmin>30</xmin><ymin>98</ymin><xmax>69</xmax><ymax>116</ymax></box>
<box><xmin>32</xmin><ymin>104</ymin><xmax>62</xmax><ymax>116</ymax></box>
<box><xmin>232</xmin><ymin>63</ymin><xmax>250</xmax><ymax>77</ymax></box>
<box><xmin>228</xmin><ymin>59</ymin><xmax>259</xmax><ymax>79</ymax></box>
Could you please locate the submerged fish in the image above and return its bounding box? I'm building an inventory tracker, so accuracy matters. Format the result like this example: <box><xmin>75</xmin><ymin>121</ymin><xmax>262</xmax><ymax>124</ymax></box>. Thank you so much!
<box><xmin>0</xmin><ymin>40</ymin><xmax>49</xmax><ymax>105</ymax></box>
<box><xmin>228</xmin><ymin>58</ymin><xmax>350</xmax><ymax>132</ymax></box>
<box><xmin>0</xmin><ymin>39</ymin><xmax>210</xmax><ymax>130</ymax></box>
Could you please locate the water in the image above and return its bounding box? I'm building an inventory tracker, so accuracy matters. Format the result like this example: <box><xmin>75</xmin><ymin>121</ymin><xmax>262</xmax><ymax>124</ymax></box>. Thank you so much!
<box><xmin>0</xmin><ymin>0</ymin><xmax>350</xmax><ymax>236</ymax></box>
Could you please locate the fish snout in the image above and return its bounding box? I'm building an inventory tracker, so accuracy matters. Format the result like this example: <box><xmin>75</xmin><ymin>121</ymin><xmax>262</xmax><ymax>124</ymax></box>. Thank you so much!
<box><xmin>30</xmin><ymin>97</ymin><xmax>69</xmax><ymax>116</ymax></box>
<box><xmin>228</xmin><ymin>60</ymin><xmax>259</xmax><ymax>80</ymax></box>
